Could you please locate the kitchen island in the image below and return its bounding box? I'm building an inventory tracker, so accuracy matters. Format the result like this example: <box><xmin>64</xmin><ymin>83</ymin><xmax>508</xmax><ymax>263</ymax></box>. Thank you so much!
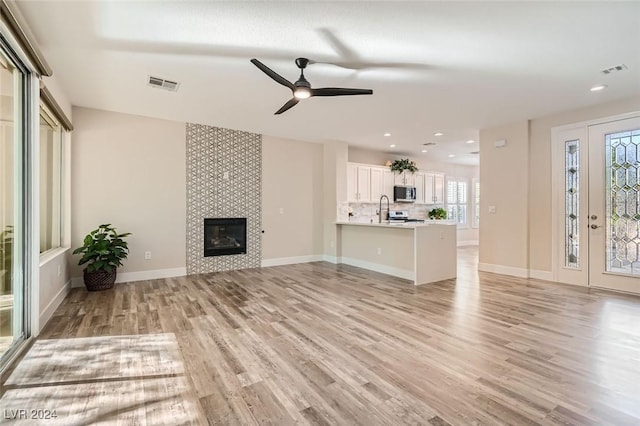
<box><xmin>336</xmin><ymin>221</ymin><xmax>457</xmax><ymax>285</ymax></box>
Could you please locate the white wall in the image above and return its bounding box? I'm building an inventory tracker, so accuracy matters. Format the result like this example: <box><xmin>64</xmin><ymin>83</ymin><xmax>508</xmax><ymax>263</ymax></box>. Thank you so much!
<box><xmin>70</xmin><ymin>107</ymin><xmax>187</xmax><ymax>281</ymax></box>
<box><xmin>479</xmin><ymin>120</ymin><xmax>529</xmax><ymax>276</ymax></box>
<box><xmin>262</xmin><ymin>135</ymin><xmax>324</xmax><ymax>263</ymax></box>
<box><xmin>323</xmin><ymin>141</ymin><xmax>348</xmax><ymax>261</ymax></box>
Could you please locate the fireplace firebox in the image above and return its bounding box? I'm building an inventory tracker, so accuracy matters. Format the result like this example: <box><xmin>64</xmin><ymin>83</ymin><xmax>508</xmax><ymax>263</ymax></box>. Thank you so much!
<box><xmin>204</xmin><ymin>218</ymin><xmax>247</xmax><ymax>257</ymax></box>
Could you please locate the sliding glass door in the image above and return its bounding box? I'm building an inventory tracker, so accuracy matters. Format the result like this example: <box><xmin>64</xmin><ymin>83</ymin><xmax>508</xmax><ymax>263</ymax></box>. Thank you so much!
<box><xmin>0</xmin><ymin>45</ymin><xmax>27</xmax><ymax>367</ymax></box>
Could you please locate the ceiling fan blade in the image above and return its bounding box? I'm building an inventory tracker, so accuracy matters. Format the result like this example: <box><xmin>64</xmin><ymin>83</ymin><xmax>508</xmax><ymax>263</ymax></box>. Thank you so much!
<box><xmin>274</xmin><ymin>98</ymin><xmax>299</xmax><ymax>115</ymax></box>
<box><xmin>250</xmin><ymin>58</ymin><xmax>294</xmax><ymax>90</ymax></box>
<box><xmin>311</xmin><ymin>87</ymin><xmax>373</xmax><ymax>97</ymax></box>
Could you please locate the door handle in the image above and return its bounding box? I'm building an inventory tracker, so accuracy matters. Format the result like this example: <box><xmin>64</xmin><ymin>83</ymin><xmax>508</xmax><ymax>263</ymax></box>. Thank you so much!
<box><xmin>590</xmin><ymin>215</ymin><xmax>598</xmax><ymax>220</ymax></box>
<box><xmin>590</xmin><ymin>224</ymin><xmax>602</xmax><ymax>229</ymax></box>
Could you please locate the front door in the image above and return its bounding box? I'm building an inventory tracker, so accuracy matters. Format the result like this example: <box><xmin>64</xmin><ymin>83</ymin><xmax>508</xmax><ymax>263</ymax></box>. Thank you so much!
<box><xmin>587</xmin><ymin>117</ymin><xmax>640</xmax><ymax>293</ymax></box>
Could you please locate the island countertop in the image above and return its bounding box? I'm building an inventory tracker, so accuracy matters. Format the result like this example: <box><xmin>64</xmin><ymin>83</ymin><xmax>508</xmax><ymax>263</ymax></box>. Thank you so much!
<box><xmin>336</xmin><ymin>221</ymin><xmax>457</xmax><ymax>229</ymax></box>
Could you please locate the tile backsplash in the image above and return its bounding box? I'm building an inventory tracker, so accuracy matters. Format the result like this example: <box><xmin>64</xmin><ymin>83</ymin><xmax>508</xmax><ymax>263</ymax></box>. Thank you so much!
<box><xmin>344</xmin><ymin>202</ymin><xmax>445</xmax><ymax>223</ymax></box>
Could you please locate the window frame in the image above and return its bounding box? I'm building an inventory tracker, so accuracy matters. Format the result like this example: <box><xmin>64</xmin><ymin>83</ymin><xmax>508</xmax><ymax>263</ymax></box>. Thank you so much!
<box><xmin>446</xmin><ymin>177</ymin><xmax>469</xmax><ymax>229</ymax></box>
<box><xmin>38</xmin><ymin>103</ymin><xmax>64</xmax><ymax>255</ymax></box>
<box><xmin>472</xmin><ymin>178</ymin><xmax>480</xmax><ymax>229</ymax></box>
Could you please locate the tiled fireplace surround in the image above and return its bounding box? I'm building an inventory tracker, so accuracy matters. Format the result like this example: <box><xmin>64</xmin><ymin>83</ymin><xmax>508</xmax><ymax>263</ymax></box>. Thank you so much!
<box><xmin>186</xmin><ymin>123</ymin><xmax>262</xmax><ymax>274</ymax></box>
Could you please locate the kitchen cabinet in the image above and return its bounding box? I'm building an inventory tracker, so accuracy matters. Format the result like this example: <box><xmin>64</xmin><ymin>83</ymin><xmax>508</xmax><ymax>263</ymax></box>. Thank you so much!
<box><xmin>414</xmin><ymin>172</ymin><xmax>426</xmax><ymax>204</ymax></box>
<box><xmin>347</xmin><ymin>162</ymin><xmax>444</xmax><ymax>204</ymax></box>
<box><xmin>347</xmin><ymin>164</ymin><xmax>372</xmax><ymax>202</ymax></box>
<box><xmin>424</xmin><ymin>172</ymin><xmax>445</xmax><ymax>204</ymax></box>
<box><xmin>382</xmin><ymin>170</ymin><xmax>395</xmax><ymax>200</ymax></box>
<box><xmin>370</xmin><ymin>167</ymin><xmax>385</xmax><ymax>201</ymax></box>
<box><xmin>394</xmin><ymin>172</ymin><xmax>415</xmax><ymax>186</ymax></box>
<box><xmin>348</xmin><ymin>163</ymin><xmax>396</xmax><ymax>202</ymax></box>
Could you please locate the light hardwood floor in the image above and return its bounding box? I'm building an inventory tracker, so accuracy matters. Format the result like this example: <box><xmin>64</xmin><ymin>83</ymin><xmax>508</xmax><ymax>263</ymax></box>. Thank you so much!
<box><xmin>12</xmin><ymin>247</ymin><xmax>640</xmax><ymax>424</ymax></box>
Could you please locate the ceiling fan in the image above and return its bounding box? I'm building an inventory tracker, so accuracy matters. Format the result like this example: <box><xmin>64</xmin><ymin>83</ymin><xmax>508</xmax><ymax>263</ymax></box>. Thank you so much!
<box><xmin>250</xmin><ymin>57</ymin><xmax>373</xmax><ymax>114</ymax></box>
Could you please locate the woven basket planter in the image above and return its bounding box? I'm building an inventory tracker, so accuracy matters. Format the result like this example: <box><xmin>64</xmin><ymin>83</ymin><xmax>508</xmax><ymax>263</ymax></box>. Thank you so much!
<box><xmin>83</xmin><ymin>269</ymin><xmax>117</xmax><ymax>291</ymax></box>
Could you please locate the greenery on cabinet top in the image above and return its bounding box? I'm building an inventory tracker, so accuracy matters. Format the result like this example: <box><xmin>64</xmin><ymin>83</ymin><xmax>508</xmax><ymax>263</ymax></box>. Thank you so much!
<box><xmin>348</xmin><ymin>162</ymin><xmax>444</xmax><ymax>176</ymax></box>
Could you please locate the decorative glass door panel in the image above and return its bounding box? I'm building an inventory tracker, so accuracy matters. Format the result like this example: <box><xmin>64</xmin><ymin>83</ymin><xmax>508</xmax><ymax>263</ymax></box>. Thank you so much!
<box><xmin>565</xmin><ymin>139</ymin><xmax>580</xmax><ymax>268</ymax></box>
<box><xmin>588</xmin><ymin>117</ymin><xmax>640</xmax><ymax>293</ymax></box>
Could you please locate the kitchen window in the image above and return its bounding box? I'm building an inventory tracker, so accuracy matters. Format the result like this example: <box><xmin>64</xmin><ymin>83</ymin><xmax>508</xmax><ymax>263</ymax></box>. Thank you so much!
<box><xmin>446</xmin><ymin>178</ymin><xmax>468</xmax><ymax>227</ymax></box>
<box><xmin>473</xmin><ymin>178</ymin><xmax>480</xmax><ymax>228</ymax></box>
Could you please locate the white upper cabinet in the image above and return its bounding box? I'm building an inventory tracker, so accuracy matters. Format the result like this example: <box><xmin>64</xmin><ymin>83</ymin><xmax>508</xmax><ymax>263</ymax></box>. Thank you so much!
<box><xmin>382</xmin><ymin>170</ymin><xmax>395</xmax><ymax>200</ymax></box>
<box><xmin>347</xmin><ymin>163</ymin><xmax>373</xmax><ymax>202</ymax></box>
<box><xmin>394</xmin><ymin>172</ymin><xmax>415</xmax><ymax>186</ymax></box>
<box><xmin>414</xmin><ymin>172</ymin><xmax>426</xmax><ymax>204</ymax></box>
<box><xmin>347</xmin><ymin>162</ymin><xmax>445</xmax><ymax>204</ymax></box>
<box><xmin>424</xmin><ymin>172</ymin><xmax>445</xmax><ymax>204</ymax></box>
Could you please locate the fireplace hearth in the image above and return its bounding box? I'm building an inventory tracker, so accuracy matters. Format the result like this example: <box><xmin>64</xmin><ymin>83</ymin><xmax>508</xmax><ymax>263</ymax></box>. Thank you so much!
<box><xmin>204</xmin><ymin>218</ymin><xmax>247</xmax><ymax>257</ymax></box>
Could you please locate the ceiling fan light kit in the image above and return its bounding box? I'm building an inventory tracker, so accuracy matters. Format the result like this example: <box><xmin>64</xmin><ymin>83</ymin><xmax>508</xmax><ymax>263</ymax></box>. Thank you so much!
<box><xmin>250</xmin><ymin>57</ymin><xmax>373</xmax><ymax>114</ymax></box>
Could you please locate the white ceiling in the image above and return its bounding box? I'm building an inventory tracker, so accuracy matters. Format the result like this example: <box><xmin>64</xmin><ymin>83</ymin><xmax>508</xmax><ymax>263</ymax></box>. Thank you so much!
<box><xmin>18</xmin><ymin>1</ymin><xmax>640</xmax><ymax>166</ymax></box>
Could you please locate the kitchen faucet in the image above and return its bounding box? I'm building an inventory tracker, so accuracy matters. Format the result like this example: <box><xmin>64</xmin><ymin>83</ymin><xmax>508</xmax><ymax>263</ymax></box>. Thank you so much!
<box><xmin>379</xmin><ymin>195</ymin><xmax>389</xmax><ymax>223</ymax></box>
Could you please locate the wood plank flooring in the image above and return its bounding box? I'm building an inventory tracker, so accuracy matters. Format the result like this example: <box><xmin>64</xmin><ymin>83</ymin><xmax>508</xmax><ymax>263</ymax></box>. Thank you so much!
<box><xmin>1</xmin><ymin>334</ymin><xmax>206</xmax><ymax>425</ymax></box>
<box><xmin>17</xmin><ymin>247</ymin><xmax>640</xmax><ymax>424</ymax></box>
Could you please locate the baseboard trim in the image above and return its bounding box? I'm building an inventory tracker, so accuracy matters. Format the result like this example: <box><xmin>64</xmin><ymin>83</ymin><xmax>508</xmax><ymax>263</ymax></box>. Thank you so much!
<box><xmin>40</xmin><ymin>279</ymin><xmax>71</xmax><ymax>327</ymax></box>
<box><xmin>261</xmin><ymin>255</ymin><xmax>324</xmax><ymax>267</ymax></box>
<box><xmin>529</xmin><ymin>269</ymin><xmax>554</xmax><ymax>281</ymax></box>
<box><xmin>71</xmin><ymin>267</ymin><xmax>187</xmax><ymax>288</ymax></box>
<box><xmin>323</xmin><ymin>255</ymin><xmax>338</xmax><ymax>264</ymax></box>
<box><xmin>457</xmin><ymin>240</ymin><xmax>479</xmax><ymax>247</ymax></box>
<box><xmin>478</xmin><ymin>263</ymin><xmax>529</xmax><ymax>278</ymax></box>
<box><xmin>340</xmin><ymin>256</ymin><xmax>414</xmax><ymax>281</ymax></box>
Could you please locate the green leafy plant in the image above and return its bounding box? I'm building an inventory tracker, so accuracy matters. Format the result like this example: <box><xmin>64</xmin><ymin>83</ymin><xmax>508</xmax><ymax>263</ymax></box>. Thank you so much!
<box><xmin>428</xmin><ymin>208</ymin><xmax>447</xmax><ymax>220</ymax></box>
<box><xmin>0</xmin><ymin>226</ymin><xmax>13</xmax><ymax>294</ymax></box>
<box><xmin>73</xmin><ymin>224</ymin><xmax>131</xmax><ymax>273</ymax></box>
<box><xmin>389</xmin><ymin>158</ymin><xmax>418</xmax><ymax>174</ymax></box>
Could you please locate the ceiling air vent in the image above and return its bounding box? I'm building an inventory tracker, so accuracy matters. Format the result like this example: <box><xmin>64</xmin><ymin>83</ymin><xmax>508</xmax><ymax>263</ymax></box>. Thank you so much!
<box><xmin>423</xmin><ymin>142</ymin><xmax>437</xmax><ymax>146</ymax></box>
<box><xmin>470</xmin><ymin>151</ymin><xmax>480</xmax><ymax>155</ymax></box>
<box><xmin>147</xmin><ymin>75</ymin><xmax>180</xmax><ymax>92</ymax></box>
<box><xmin>601</xmin><ymin>64</ymin><xmax>628</xmax><ymax>75</ymax></box>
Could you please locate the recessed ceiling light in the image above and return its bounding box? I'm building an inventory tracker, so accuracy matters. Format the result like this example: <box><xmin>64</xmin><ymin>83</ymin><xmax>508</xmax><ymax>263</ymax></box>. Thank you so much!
<box><xmin>448</xmin><ymin>154</ymin><xmax>455</xmax><ymax>158</ymax></box>
<box><xmin>390</xmin><ymin>144</ymin><xmax>396</xmax><ymax>148</ymax></box>
<box><xmin>466</xmin><ymin>140</ymin><xmax>475</xmax><ymax>144</ymax></box>
<box><xmin>590</xmin><ymin>84</ymin><xmax>607</xmax><ymax>92</ymax></box>
<box><xmin>434</xmin><ymin>132</ymin><xmax>444</xmax><ymax>137</ymax></box>
<box><xmin>384</xmin><ymin>132</ymin><xmax>391</xmax><ymax>137</ymax></box>
<box><xmin>421</xmin><ymin>149</ymin><xmax>427</xmax><ymax>153</ymax></box>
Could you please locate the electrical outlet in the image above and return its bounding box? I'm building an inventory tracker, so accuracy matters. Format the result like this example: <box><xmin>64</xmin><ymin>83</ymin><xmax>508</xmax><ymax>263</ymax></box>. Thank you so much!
<box><xmin>489</xmin><ymin>206</ymin><xmax>497</xmax><ymax>214</ymax></box>
<box><xmin>279</xmin><ymin>207</ymin><xmax>284</xmax><ymax>214</ymax></box>
<box><xmin>144</xmin><ymin>251</ymin><xmax>151</xmax><ymax>260</ymax></box>
<box><xmin>330</xmin><ymin>240</ymin><xmax>334</xmax><ymax>248</ymax></box>
<box><xmin>377</xmin><ymin>247</ymin><xmax>382</xmax><ymax>255</ymax></box>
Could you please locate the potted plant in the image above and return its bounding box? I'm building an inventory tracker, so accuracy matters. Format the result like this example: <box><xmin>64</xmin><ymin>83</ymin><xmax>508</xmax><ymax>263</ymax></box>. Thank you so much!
<box><xmin>389</xmin><ymin>158</ymin><xmax>418</xmax><ymax>184</ymax></box>
<box><xmin>428</xmin><ymin>208</ymin><xmax>447</xmax><ymax>220</ymax></box>
<box><xmin>73</xmin><ymin>224</ymin><xmax>131</xmax><ymax>291</ymax></box>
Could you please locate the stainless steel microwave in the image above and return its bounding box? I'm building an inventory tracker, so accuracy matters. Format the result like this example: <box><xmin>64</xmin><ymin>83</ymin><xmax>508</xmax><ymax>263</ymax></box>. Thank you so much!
<box><xmin>393</xmin><ymin>185</ymin><xmax>416</xmax><ymax>203</ymax></box>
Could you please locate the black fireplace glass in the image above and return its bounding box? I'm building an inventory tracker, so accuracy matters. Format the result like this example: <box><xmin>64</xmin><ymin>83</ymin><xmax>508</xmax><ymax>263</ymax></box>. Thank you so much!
<box><xmin>204</xmin><ymin>218</ymin><xmax>247</xmax><ymax>257</ymax></box>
